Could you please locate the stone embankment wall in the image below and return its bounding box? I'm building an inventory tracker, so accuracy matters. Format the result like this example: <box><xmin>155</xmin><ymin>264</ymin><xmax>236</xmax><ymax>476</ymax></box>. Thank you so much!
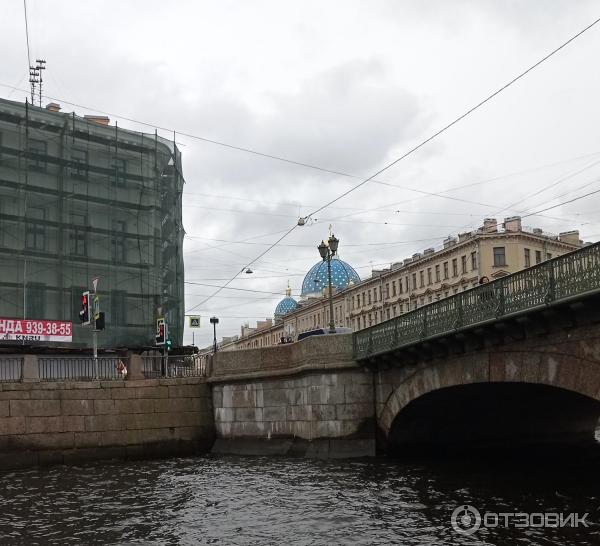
<box><xmin>211</xmin><ymin>334</ymin><xmax>375</xmax><ymax>457</ymax></box>
<box><xmin>0</xmin><ymin>357</ymin><xmax>214</xmax><ymax>469</ymax></box>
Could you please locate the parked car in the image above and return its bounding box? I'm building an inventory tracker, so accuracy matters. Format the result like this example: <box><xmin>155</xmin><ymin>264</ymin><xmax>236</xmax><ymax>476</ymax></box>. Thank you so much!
<box><xmin>297</xmin><ymin>327</ymin><xmax>352</xmax><ymax>341</ymax></box>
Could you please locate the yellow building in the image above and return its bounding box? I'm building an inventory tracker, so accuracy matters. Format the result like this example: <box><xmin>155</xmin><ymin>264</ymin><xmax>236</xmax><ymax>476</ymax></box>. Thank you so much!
<box><xmin>223</xmin><ymin>217</ymin><xmax>582</xmax><ymax>351</ymax></box>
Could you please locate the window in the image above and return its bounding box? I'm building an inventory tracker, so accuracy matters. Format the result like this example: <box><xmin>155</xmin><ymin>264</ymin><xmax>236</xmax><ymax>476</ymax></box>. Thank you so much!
<box><xmin>71</xmin><ymin>148</ymin><xmax>88</xmax><ymax>180</ymax></box>
<box><xmin>399</xmin><ymin>303</ymin><xmax>403</xmax><ymax>313</ymax></box>
<box><xmin>362</xmin><ymin>292</ymin><xmax>365</xmax><ymax>306</ymax></box>
<box><xmin>29</xmin><ymin>139</ymin><xmax>47</xmax><ymax>172</ymax></box>
<box><xmin>111</xmin><ymin>157</ymin><xmax>127</xmax><ymax>187</ymax></box>
<box><xmin>111</xmin><ymin>220</ymin><xmax>126</xmax><ymax>262</ymax></box>
<box><xmin>427</xmin><ymin>268</ymin><xmax>432</xmax><ymax>285</ymax></box>
<box><xmin>385</xmin><ymin>283</ymin><xmax>389</xmax><ymax>299</ymax></box>
<box><xmin>524</xmin><ymin>248</ymin><xmax>531</xmax><ymax>268</ymax></box>
<box><xmin>493</xmin><ymin>246</ymin><xmax>506</xmax><ymax>266</ymax></box>
<box><xmin>435</xmin><ymin>265</ymin><xmax>440</xmax><ymax>282</ymax></box>
<box><xmin>428</xmin><ymin>295</ymin><xmax>433</xmax><ymax>303</ymax></box>
<box><xmin>419</xmin><ymin>270</ymin><xmax>424</xmax><ymax>288</ymax></box>
<box><xmin>386</xmin><ymin>308</ymin><xmax>390</xmax><ymax>320</ymax></box>
<box><xmin>26</xmin><ymin>282</ymin><xmax>45</xmax><ymax>319</ymax></box>
<box><xmin>452</xmin><ymin>258</ymin><xmax>458</xmax><ymax>277</ymax></box>
<box><xmin>69</xmin><ymin>213</ymin><xmax>87</xmax><ymax>256</ymax></box>
<box><xmin>471</xmin><ymin>251</ymin><xmax>477</xmax><ymax>270</ymax></box>
<box><xmin>461</xmin><ymin>255</ymin><xmax>467</xmax><ymax>274</ymax></box>
<box><xmin>368</xmin><ymin>290</ymin><xmax>372</xmax><ymax>305</ymax></box>
<box><xmin>405</xmin><ymin>276</ymin><xmax>409</xmax><ymax>292</ymax></box>
<box><xmin>26</xmin><ymin>207</ymin><xmax>45</xmax><ymax>250</ymax></box>
<box><xmin>412</xmin><ymin>273</ymin><xmax>417</xmax><ymax>290</ymax></box>
<box><xmin>374</xmin><ymin>287</ymin><xmax>379</xmax><ymax>302</ymax></box>
<box><xmin>111</xmin><ymin>290</ymin><xmax>127</xmax><ymax>326</ymax></box>
<box><xmin>535</xmin><ymin>250</ymin><xmax>542</xmax><ymax>264</ymax></box>
<box><xmin>392</xmin><ymin>281</ymin><xmax>397</xmax><ymax>297</ymax></box>
<box><xmin>443</xmin><ymin>262</ymin><xmax>449</xmax><ymax>279</ymax></box>
<box><xmin>547</xmin><ymin>253</ymin><xmax>553</xmax><ymax>260</ymax></box>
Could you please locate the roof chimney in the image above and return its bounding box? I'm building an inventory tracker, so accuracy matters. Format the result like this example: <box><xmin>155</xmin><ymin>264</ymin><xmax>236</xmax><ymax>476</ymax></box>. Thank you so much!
<box><xmin>558</xmin><ymin>230</ymin><xmax>581</xmax><ymax>246</ymax></box>
<box><xmin>503</xmin><ymin>216</ymin><xmax>522</xmax><ymax>232</ymax></box>
<box><xmin>45</xmin><ymin>102</ymin><xmax>61</xmax><ymax>112</ymax></box>
<box><xmin>481</xmin><ymin>218</ymin><xmax>498</xmax><ymax>233</ymax></box>
<box><xmin>84</xmin><ymin>115</ymin><xmax>110</xmax><ymax>126</ymax></box>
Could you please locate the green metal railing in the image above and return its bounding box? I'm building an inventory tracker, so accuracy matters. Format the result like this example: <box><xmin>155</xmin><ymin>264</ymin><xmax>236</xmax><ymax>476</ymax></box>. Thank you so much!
<box><xmin>353</xmin><ymin>242</ymin><xmax>600</xmax><ymax>360</ymax></box>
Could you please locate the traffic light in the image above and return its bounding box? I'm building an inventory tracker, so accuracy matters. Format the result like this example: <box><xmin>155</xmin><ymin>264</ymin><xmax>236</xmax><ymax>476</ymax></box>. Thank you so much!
<box><xmin>95</xmin><ymin>312</ymin><xmax>105</xmax><ymax>331</ymax></box>
<box><xmin>156</xmin><ymin>317</ymin><xmax>165</xmax><ymax>345</ymax></box>
<box><xmin>79</xmin><ymin>291</ymin><xmax>91</xmax><ymax>325</ymax></box>
<box><xmin>166</xmin><ymin>339</ymin><xmax>173</xmax><ymax>351</ymax></box>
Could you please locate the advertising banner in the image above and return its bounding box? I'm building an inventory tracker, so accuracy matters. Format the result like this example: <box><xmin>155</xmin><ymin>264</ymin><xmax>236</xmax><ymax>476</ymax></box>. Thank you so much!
<box><xmin>0</xmin><ymin>318</ymin><xmax>73</xmax><ymax>343</ymax></box>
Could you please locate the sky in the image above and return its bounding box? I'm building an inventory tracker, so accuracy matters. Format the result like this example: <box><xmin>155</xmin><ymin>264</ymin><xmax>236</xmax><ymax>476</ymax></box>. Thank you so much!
<box><xmin>2</xmin><ymin>0</ymin><xmax>600</xmax><ymax>347</ymax></box>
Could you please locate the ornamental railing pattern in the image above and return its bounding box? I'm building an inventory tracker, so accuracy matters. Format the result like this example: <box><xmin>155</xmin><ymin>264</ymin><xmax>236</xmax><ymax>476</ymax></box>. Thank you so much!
<box><xmin>353</xmin><ymin>242</ymin><xmax>600</xmax><ymax>360</ymax></box>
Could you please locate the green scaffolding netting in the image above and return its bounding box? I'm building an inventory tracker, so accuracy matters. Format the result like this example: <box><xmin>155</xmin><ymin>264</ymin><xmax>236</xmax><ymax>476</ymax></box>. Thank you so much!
<box><xmin>0</xmin><ymin>97</ymin><xmax>185</xmax><ymax>348</ymax></box>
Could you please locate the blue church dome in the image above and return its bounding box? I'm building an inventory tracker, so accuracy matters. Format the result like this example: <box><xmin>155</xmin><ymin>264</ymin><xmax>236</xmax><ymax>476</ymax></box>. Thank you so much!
<box><xmin>275</xmin><ymin>296</ymin><xmax>298</xmax><ymax>318</ymax></box>
<box><xmin>301</xmin><ymin>257</ymin><xmax>361</xmax><ymax>297</ymax></box>
<box><xmin>274</xmin><ymin>284</ymin><xmax>298</xmax><ymax>320</ymax></box>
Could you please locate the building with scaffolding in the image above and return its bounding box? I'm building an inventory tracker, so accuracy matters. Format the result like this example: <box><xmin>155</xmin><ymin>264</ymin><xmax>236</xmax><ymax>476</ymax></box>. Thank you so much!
<box><xmin>0</xmin><ymin>97</ymin><xmax>185</xmax><ymax>348</ymax></box>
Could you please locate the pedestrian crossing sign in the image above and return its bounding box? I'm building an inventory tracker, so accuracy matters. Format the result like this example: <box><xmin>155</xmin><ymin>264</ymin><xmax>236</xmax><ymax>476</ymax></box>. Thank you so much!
<box><xmin>189</xmin><ymin>316</ymin><xmax>201</xmax><ymax>328</ymax></box>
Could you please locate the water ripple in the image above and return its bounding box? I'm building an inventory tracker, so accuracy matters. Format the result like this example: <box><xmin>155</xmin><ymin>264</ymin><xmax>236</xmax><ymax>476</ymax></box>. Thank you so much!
<box><xmin>0</xmin><ymin>454</ymin><xmax>598</xmax><ymax>545</ymax></box>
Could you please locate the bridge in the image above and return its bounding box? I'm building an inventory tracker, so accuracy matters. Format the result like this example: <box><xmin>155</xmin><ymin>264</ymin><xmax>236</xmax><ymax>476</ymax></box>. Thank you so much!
<box><xmin>211</xmin><ymin>243</ymin><xmax>600</xmax><ymax>457</ymax></box>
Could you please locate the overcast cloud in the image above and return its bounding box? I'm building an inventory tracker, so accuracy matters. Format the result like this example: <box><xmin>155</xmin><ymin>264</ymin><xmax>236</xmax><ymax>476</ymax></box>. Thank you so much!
<box><xmin>2</xmin><ymin>0</ymin><xmax>600</xmax><ymax>346</ymax></box>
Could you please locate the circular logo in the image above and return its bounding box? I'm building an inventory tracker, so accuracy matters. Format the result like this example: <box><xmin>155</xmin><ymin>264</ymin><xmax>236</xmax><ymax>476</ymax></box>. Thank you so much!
<box><xmin>451</xmin><ymin>504</ymin><xmax>482</xmax><ymax>535</ymax></box>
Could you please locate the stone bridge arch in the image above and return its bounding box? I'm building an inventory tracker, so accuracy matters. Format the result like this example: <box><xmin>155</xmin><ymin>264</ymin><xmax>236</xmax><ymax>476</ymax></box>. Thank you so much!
<box><xmin>377</xmin><ymin>326</ymin><xmax>600</xmax><ymax>452</ymax></box>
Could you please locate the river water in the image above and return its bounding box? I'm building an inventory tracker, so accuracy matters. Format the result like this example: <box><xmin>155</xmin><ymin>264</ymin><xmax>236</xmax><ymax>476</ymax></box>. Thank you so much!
<box><xmin>0</xmin><ymin>451</ymin><xmax>598</xmax><ymax>545</ymax></box>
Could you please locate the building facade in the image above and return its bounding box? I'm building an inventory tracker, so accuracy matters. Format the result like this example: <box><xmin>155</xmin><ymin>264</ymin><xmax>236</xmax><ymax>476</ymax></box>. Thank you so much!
<box><xmin>0</xmin><ymin>98</ymin><xmax>185</xmax><ymax>348</ymax></box>
<box><xmin>225</xmin><ymin>217</ymin><xmax>582</xmax><ymax>350</ymax></box>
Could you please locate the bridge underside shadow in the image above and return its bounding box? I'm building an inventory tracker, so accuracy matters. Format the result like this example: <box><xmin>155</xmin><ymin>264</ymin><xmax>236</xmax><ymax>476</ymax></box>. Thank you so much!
<box><xmin>386</xmin><ymin>383</ymin><xmax>600</xmax><ymax>458</ymax></box>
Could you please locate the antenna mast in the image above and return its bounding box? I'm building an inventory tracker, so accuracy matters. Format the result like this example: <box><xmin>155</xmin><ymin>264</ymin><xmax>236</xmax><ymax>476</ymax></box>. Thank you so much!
<box><xmin>28</xmin><ymin>65</ymin><xmax>38</xmax><ymax>104</ymax></box>
<box><xmin>36</xmin><ymin>59</ymin><xmax>45</xmax><ymax>107</ymax></box>
<box><xmin>28</xmin><ymin>59</ymin><xmax>46</xmax><ymax>107</ymax></box>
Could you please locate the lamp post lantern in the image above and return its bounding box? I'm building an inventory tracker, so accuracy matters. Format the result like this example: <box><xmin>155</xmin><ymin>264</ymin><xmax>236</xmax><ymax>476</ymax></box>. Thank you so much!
<box><xmin>210</xmin><ymin>316</ymin><xmax>219</xmax><ymax>354</ymax></box>
<box><xmin>317</xmin><ymin>234</ymin><xmax>339</xmax><ymax>334</ymax></box>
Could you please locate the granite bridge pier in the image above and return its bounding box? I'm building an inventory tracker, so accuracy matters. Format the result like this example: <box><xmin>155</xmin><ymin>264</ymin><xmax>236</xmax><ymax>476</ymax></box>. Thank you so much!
<box><xmin>211</xmin><ymin>242</ymin><xmax>600</xmax><ymax>457</ymax></box>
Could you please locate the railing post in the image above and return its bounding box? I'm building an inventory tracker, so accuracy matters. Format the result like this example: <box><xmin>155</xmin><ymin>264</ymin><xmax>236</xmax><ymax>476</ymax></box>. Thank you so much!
<box><xmin>21</xmin><ymin>355</ymin><xmax>39</xmax><ymax>383</ymax></box>
<box><xmin>495</xmin><ymin>279</ymin><xmax>506</xmax><ymax>317</ymax></box>
<box><xmin>545</xmin><ymin>261</ymin><xmax>556</xmax><ymax>304</ymax></box>
<box><xmin>127</xmin><ymin>354</ymin><xmax>144</xmax><ymax>381</ymax></box>
<box><xmin>454</xmin><ymin>294</ymin><xmax>463</xmax><ymax>329</ymax></box>
<box><xmin>392</xmin><ymin>320</ymin><xmax>398</xmax><ymax>347</ymax></box>
<box><xmin>420</xmin><ymin>308</ymin><xmax>428</xmax><ymax>339</ymax></box>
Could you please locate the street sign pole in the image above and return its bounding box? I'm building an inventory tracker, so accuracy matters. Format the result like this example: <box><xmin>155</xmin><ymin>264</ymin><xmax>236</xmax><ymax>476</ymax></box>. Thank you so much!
<box><xmin>93</xmin><ymin>329</ymin><xmax>98</xmax><ymax>380</ymax></box>
<box><xmin>164</xmin><ymin>322</ymin><xmax>169</xmax><ymax>378</ymax></box>
<box><xmin>92</xmin><ymin>278</ymin><xmax>100</xmax><ymax>380</ymax></box>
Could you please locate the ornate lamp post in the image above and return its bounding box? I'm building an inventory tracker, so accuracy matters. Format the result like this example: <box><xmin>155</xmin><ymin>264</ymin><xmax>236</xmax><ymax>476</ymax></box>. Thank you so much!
<box><xmin>318</xmin><ymin>234</ymin><xmax>339</xmax><ymax>333</ymax></box>
<box><xmin>210</xmin><ymin>316</ymin><xmax>219</xmax><ymax>354</ymax></box>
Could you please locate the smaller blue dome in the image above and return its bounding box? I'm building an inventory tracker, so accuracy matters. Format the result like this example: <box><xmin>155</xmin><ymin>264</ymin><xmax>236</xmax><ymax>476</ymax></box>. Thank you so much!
<box><xmin>275</xmin><ymin>296</ymin><xmax>298</xmax><ymax>319</ymax></box>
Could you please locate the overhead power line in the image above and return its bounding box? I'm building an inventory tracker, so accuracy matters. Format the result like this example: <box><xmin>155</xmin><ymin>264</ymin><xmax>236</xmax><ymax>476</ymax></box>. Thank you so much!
<box><xmin>22</xmin><ymin>0</ymin><xmax>31</xmax><ymax>70</ymax></box>
<box><xmin>301</xmin><ymin>15</ymin><xmax>600</xmax><ymax>220</ymax></box>
<box><xmin>519</xmin><ymin>182</ymin><xmax>600</xmax><ymax>219</ymax></box>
